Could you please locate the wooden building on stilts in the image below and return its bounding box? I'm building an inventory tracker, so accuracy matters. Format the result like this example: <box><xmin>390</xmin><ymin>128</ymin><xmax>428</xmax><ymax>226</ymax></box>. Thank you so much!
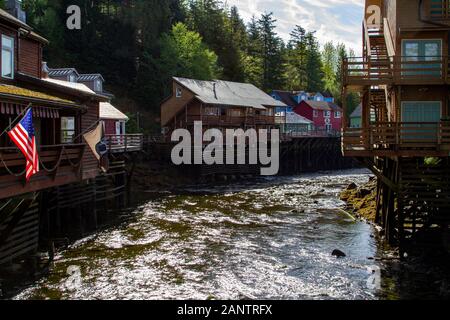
<box><xmin>342</xmin><ymin>0</ymin><xmax>450</xmax><ymax>254</ymax></box>
<box><xmin>0</xmin><ymin>4</ymin><xmax>141</xmax><ymax>274</ymax></box>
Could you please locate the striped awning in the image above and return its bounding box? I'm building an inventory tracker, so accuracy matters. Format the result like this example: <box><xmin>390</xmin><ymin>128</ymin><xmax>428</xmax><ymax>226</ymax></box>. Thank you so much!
<box><xmin>0</xmin><ymin>102</ymin><xmax>60</xmax><ymax>118</ymax></box>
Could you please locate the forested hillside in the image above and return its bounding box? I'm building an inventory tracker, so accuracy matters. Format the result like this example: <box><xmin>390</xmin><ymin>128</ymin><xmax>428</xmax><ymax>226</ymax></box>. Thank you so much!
<box><xmin>12</xmin><ymin>0</ymin><xmax>359</xmax><ymax>133</ymax></box>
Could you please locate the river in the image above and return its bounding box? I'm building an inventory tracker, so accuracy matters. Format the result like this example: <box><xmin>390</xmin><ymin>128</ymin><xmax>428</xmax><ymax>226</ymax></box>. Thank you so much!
<box><xmin>13</xmin><ymin>169</ymin><xmax>404</xmax><ymax>300</ymax></box>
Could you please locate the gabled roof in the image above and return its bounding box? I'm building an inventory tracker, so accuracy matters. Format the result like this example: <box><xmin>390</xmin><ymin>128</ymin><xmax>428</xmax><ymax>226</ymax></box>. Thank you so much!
<box><xmin>0</xmin><ymin>84</ymin><xmax>75</xmax><ymax>105</ymax></box>
<box><xmin>17</xmin><ymin>73</ymin><xmax>110</xmax><ymax>102</ymax></box>
<box><xmin>48</xmin><ymin>68</ymin><xmax>80</xmax><ymax>78</ymax></box>
<box><xmin>350</xmin><ymin>104</ymin><xmax>362</xmax><ymax>118</ymax></box>
<box><xmin>322</xmin><ymin>91</ymin><xmax>334</xmax><ymax>98</ymax></box>
<box><xmin>174</xmin><ymin>77</ymin><xmax>286</xmax><ymax>110</ymax></box>
<box><xmin>0</xmin><ymin>8</ymin><xmax>31</xmax><ymax>30</ymax></box>
<box><xmin>272</xmin><ymin>90</ymin><xmax>297</xmax><ymax>106</ymax></box>
<box><xmin>301</xmin><ymin>100</ymin><xmax>342</xmax><ymax>111</ymax></box>
<box><xmin>100</xmin><ymin>102</ymin><xmax>128</xmax><ymax>121</ymax></box>
<box><xmin>286</xmin><ymin>112</ymin><xmax>314</xmax><ymax>125</ymax></box>
<box><xmin>43</xmin><ymin>78</ymin><xmax>96</xmax><ymax>95</ymax></box>
<box><xmin>78</xmin><ymin>74</ymin><xmax>105</xmax><ymax>82</ymax></box>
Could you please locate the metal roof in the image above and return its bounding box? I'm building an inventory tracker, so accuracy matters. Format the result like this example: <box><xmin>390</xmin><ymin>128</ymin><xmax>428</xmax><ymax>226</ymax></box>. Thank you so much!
<box><xmin>302</xmin><ymin>101</ymin><xmax>342</xmax><ymax>111</ymax></box>
<box><xmin>100</xmin><ymin>102</ymin><xmax>128</xmax><ymax>120</ymax></box>
<box><xmin>286</xmin><ymin>112</ymin><xmax>314</xmax><ymax>124</ymax></box>
<box><xmin>0</xmin><ymin>8</ymin><xmax>31</xmax><ymax>30</ymax></box>
<box><xmin>174</xmin><ymin>77</ymin><xmax>286</xmax><ymax>110</ymax></box>
<box><xmin>78</xmin><ymin>74</ymin><xmax>105</xmax><ymax>82</ymax></box>
<box><xmin>48</xmin><ymin>68</ymin><xmax>80</xmax><ymax>78</ymax></box>
<box><xmin>272</xmin><ymin>90</ymin><xmax>297</xmax><ymax>106</ymax></box>
<box><xmin>43</xmin><ymin>78</ymin><xmax>96</xmax><ymax>95</ymax></box>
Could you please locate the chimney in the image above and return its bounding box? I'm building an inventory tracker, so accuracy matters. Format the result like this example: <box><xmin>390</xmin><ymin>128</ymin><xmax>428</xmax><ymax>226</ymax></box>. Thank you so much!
<box><xmin>213</xmin><ymin>82</ymin><xmax>217</xmax><ymax>99</ymax></box>
<box><xmin>42</xmin><ymin>62</ymin><xmax>49</xmax><ymax>79</ymax></box>
<box><xmin>5</xmin><ymin>0</ymin><xmax>27</xmax><ymax>23</ymax></box>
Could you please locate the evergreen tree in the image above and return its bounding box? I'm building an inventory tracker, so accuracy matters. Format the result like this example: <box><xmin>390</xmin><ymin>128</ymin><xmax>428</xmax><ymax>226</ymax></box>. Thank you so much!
<box><xmin>257</xmin><ymin>12</ymin><xmax>285</xmax><ymax>91</ymax></box>
<box><xmin>304</xmin><ymin>32</ymin><xmax>324</xmax><ymax>92</ymax></box>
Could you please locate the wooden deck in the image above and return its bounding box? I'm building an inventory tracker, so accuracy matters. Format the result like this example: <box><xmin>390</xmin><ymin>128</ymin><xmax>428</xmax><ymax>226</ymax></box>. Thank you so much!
<box><xmin>0</xmin><ymin>144</ymin><xmax>86</xmax><ymax>200</ymax></box>
<box><xmin>105</xmin><ymin>134</ymin><xmax>144</xmax><ymax>153</ymax></box>
<box><xmin>186</xmin><ymin>115</ymin><xmax>275</xmax><ymax>127</ymax></box>
<box><xmin>342</xmin><ymin>122</ymin><xmax>450</xmax><ymax>157</ymax></box>
<box><xmin>343</xmin><ymin>56</ymin><xmax>450</xmax><ymax>88</ymax></box>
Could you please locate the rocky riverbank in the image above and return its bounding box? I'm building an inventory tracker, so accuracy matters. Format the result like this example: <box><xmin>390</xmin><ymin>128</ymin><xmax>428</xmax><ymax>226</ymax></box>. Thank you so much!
<box><xmin>340</xmin><ymin>176</ymin><xmax>377</xmax><ymax>222</ymax></box>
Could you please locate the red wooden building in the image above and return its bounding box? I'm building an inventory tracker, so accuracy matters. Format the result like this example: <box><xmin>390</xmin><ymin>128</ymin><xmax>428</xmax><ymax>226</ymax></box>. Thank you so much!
<box><xmin>294</xmin><ymin>101</ymin><xmax>343</xmax><ymax>133</ymax></box>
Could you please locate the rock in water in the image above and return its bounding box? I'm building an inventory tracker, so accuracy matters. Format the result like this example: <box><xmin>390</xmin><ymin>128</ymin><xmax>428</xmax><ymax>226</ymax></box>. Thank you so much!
<box><xmin>332</xmin><ymin>249</ymin><xmax>347</xmax><ymax>258</ymax></box>
<box><xmin>346</xmin><ymin>183</ymin><xmax>358</xmax><ymax>190</ymax></box>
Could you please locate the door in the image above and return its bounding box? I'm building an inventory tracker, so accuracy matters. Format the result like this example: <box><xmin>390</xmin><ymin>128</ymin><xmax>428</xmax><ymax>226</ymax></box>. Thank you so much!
<box><xmin>402</xmin><ymin>39</ymin><xmax>442</xmax><ymax>77</ymax></box>
<box><xmin>401</xmin><ymin>102</ymin><xmax>441</xmax><ymax>142</ymax></box>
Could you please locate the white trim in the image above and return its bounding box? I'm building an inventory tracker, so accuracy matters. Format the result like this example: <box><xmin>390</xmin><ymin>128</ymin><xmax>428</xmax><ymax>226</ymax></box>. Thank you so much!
<box><xmin>1</xmin><ymin>34</ymin><xmax>14</xmax><ymax>79</ymax></box>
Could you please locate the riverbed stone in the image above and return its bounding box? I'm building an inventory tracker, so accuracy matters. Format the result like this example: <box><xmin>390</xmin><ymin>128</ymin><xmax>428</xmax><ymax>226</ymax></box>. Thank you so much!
<box><xmin>332</xmin><ymin>249</ymin><xmax>347</xmax><ymax>258</ymax></box>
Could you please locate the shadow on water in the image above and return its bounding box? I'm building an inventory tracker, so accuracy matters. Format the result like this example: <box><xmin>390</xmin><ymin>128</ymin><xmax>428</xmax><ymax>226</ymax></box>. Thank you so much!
<box><xmin>2</xmin><ymin>169</ymin><xmax>449</xmax><ymax>300</ymax></box>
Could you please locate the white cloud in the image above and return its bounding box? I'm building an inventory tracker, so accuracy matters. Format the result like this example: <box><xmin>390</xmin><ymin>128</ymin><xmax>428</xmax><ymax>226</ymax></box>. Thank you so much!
<box><xmin>225</xmin><ymin>0</ymin><xmax>364</xmax><ymax>54</ymax></box>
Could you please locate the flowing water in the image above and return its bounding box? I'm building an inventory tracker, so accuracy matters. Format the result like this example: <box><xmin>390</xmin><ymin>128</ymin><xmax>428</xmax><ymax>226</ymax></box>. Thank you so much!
<box><xmin>14</xmin><ymin>169</ymin><xmax>402</xmax><ymax>300</ymax></box>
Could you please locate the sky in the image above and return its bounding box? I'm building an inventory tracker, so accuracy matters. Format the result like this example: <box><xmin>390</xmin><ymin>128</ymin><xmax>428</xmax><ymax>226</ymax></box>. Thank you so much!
<box><xmin>226</xmin><ymin>0</ymin><xmax>365</xmax><ymax>54</ymax></box>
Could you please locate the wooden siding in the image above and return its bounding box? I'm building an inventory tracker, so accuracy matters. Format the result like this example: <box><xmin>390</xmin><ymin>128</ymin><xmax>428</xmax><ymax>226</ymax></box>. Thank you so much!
<box><xmin>161</xmin><ymin>81</ymin><xmax>196</xmax><ymax>126</ymax></box>
<box><xmin>18</xmin><ymin>38</ymin><xmax>42</xmax><ymax>78</ymax></box>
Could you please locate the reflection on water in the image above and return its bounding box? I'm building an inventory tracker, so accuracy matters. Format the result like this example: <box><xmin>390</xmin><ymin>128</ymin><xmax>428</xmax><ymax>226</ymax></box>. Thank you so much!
<box><xmin>15</xmin><ymin>169</ymin><xmax>397</xmax><ymax>300</ymax></box>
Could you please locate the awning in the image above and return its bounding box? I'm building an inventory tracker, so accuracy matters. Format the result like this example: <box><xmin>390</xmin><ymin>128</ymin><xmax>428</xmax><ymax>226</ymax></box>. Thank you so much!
<box><xmin>0</xmin><ymin>102</ymin><xmax>60</xmax><ymax>118</ymax></box>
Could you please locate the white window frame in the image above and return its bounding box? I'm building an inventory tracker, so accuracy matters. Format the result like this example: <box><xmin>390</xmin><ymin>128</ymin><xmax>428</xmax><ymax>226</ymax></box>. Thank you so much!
<box><xmin>334</xmin><ymin>111</ymin><xmax>341</xmax><ymax>118</ymax></box>
<box><xmin>95</xmin><ymin>79</ymin><xmax>102</xmax><ymax>92</ymax></box>
<box><xmin>313</xmin><ymin>110</ymin><xmax>319</xmax><ymax>118</ymax></box>
<box><xmin>324</xmin><ymin>111</ymin><xmax>331</xmax><ymax>118</ymax></box>
<box><xmin>176</xmin><ymin>87</ymin><xmax>182</xmax><ymax>98</ymax></box>
<box><xmin>2</xmin><ymin>35</ymin><xmax>14</xmax><ymax>79</ymax></box>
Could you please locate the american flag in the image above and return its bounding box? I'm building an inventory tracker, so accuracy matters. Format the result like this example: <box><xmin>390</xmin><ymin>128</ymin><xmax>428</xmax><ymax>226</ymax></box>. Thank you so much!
<box><xmin>8</xmin><ymin>108</ymin><xmax>40</xmax><ymax>181</ymax></box>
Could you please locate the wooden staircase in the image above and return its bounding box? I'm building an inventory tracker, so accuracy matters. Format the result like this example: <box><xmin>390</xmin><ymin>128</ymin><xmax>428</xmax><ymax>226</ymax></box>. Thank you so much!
<box><xmin>364</xmin><ymin>22</ymin><xmax>391</xmax><ymax>81</ymax></box>
<box><xmin>370</xmin><ymin>88</ymin><xmax>388</xmax><ymax>122</ymax></box>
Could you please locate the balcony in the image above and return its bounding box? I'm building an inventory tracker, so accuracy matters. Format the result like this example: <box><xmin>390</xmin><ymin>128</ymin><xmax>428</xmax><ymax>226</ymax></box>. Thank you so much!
<box><xmin>0</xmin><ymin>144</ymin><xmax>86</xmax><ymax>200</ymax></box>
<box><xmin>186</xmin><ymin>115</ymin><xmax>275</xmax><ymax>127</ymax></box>
<box><xmin>427</xmin><ymin>0</ymin><xmax>450</xmax><ymax>20</ymax></box>
<box><xmin>105</xmin><ymin>134</ymin><xmax>144</xmax><ymax>153</ymax></box>
<box><xmin>342</xmin><ymin>122</ymin><xmax>450</xmax><ymax>157</ymax></box>
<box><xmin>343</xmin><ymin>56</ymin><xmax>450</xmax><ymax>88</ymax></box>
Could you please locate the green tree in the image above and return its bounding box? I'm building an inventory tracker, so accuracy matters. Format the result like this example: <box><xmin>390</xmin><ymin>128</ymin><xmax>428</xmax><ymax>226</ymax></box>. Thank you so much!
<box><xmin>304</xmin><ymin>32</ymin><xmax>324</xmax><ymax>92</ymax></box>
<box><xmin>160</xmin><ymin>22</ymin><xmax>219</xmax><ymax>83</ymax></box>
<box><xmin>257</xmin><ymin>12</ymin><xmax>286</xmax><ymax>91</ymax></box>
<box><xmin>285</xmin><ymin>25</ymin><xmax>308</xmax><ymax>90</ymax></box>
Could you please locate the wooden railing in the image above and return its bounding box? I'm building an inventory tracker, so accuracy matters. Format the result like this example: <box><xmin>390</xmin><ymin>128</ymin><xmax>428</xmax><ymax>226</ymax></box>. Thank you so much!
<box><xmin>186</xmin><ymin>115</ymin><xmax>275</xmax><ymax>126</ymax></box>
<box><xmin>105</xmin><ymin>134</ymin><xmax>144</xmax><ymax>153</ymax></box>
<box><xmin>342</xmin><ymin>122</ymin><xmax>450</xmax><ymax>155</ymax></box>
<box><xmin>383</xmin><ymin>18</ymin><xmax>395</xmax><ymax>57</ymax></box>
<box><xmin>428</xmin><ymin>0</ymin><xmax>450</xmax><ymax>20</ymax></box>
<box><xmin>0</xmin><ymin>144</ymin><xmax>85</xmax><ymax>179</ymax></box>
<box><xmin>343</xmin><ymin>56</ymin><xmax>450</xmax><ymax>86</ymax></box>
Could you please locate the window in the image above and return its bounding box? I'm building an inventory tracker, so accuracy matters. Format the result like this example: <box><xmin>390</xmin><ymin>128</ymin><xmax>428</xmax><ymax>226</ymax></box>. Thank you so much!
<box><xmin>313</xmin><ymin>110</ymin><xmax>319</xmax><ymax>117</ymax></box>
<box><xmin>402</xmin><ymin>39</ymin><xmax>442</xmax><ymax>76</ymax></box>
<box><xmin>229</xmin><ymin>109</ymin><xmax>242</xmax><ymax>117</ymax></box>
<box><xmin>2</xmin><ymin>35</ymin><xmax>14</xmax><ymax>79</ymax></box>
<box><xmin>204</xmin><ymin>107</ymin><xmax>220</xmax><ymax>116</ymax></box>
<box><xmin>176</xmin><ymin>87</ymin><xmax>182</xmax><ymax>98</ymax></box>
<box><xmin>334</xmin><ymin>111</ymin><xmax>341</xmax><ymax>118</ymax></box>
<box><xmin>324</xmin><ymin>111</ymin><xmax>331</xmax><ymax>118</ymax></box>
<box><xmin>94</xmin><ymin>79</ymin><xmax>103</xmax><ymax>92</ymax></box>
<box><xmin>61</xmin><ymin>117</ymin><xmax>75</xmax><ymax>144</ymax></box>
